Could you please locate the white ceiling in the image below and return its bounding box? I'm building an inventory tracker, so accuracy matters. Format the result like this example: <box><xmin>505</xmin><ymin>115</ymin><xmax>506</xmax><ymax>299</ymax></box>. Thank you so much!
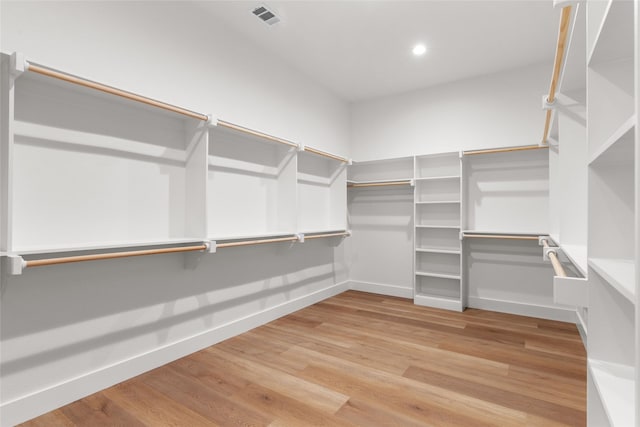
<box><xmin>196</xmin><ymin>1</ymin><xmax>568</xmax><ymax>102</ymax></box>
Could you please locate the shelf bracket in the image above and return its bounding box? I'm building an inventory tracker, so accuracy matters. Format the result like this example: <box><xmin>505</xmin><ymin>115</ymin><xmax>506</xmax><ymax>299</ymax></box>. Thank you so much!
<box><xmin>184</xmin><ymin>240</ymin><xmax>215</xmax><ymax>270</ymax></box>
<box><xmin>206</xmin><ymin>115</ymin><xmax>218</xmax><ymax>127</ymax></box>
<box><xmin>4</xmin><ymin>255</ymin><xmax>26</xmax><ymax>275</ymax></box>
<box><xmin>542</xmin><ymin>94</ymin><xmax>556</xmax><ymax>111</ymax></box>
<box><xmin>10</xmin><ymin>52</ymin><xmax>27</xmax><ymax>78</ymax></box>
<box><xmin>296</xmin><ymin>233</ymin><xmax>305</xmax><ymax>243</ymax></box>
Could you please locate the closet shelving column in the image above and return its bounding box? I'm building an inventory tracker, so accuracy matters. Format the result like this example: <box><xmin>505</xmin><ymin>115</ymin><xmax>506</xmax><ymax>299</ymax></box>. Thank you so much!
<box><xmin>586</xmin><ymin>0</ymin><xmax>637</xmax><ymax>425</ymax></box>
<box><xmin>413</xmin><ymin>152</ymin><xmax>463</xmax><ymax>311</ymax></box>
<box><xmin>346</xmin><ymin>157</ymin><xmax>414</xmax><ymax>298</ymax></box>
<box><xmin>297</xmin><ymin>147</ymin><xmax>348</xmax><ymax>234</ymax></box>
<box><xmin>207</xmin><ymin>120</ymin><xmax>298</xmax><ymax>241</ymax></box>
<box><xmin>1</xmin><ymin>53</ymin><xmax>209</xmax><ymax>257</ymax></box>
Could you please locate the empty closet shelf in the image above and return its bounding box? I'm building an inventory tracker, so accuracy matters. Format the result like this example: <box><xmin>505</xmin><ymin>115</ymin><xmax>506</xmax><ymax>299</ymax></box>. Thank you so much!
<box><xmin>415</xmin><ymin>271</ymin><xmax>461</xmax><ymax>280</ymax></box>
<box><xmin>347</xmin><ymin>179</ymin><xmax>412</xmax><ymax>188</ymax></box>
<box><xmin>22</xmin><ymin>58</ymin><xmax>208</xmax><ymax>121</ymax></box>
<box><xmin>416</xmin><ymin>200</ymin><xmax>461</xmax><ymax>204</ymax></box>
<box><xmin>415</xmin><ymin>248</ymin><xmax>461</xmax><ymax>255</ymax></box>
<box><xmin>216</xmin><ymin>119</ymin><xmax>299</xmax><ymax>148</ymax></box>
<box><xmin>589</xmin><ymin>258</ymin><xmax>635</xmax><ymax>302</ymax></box>
<box><xmin>415</xmin><ymin>225</ymin><xmax>460</xmax><ymax>229</ymax></box>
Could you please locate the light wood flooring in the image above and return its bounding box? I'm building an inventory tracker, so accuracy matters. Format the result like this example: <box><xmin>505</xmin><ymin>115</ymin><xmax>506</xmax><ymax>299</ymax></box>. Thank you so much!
<box><xmin>21</xmin><ymin>291</ymin><xmax>586</xmax><ymax>426</ymax></box>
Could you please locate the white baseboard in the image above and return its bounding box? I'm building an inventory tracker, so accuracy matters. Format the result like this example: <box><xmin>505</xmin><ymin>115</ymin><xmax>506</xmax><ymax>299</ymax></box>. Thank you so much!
<box><xmin>576</xmin><ymin>309</ymin><xmax>588</xmax><ymax>348</ymax></box>
<box><xmin>1</xmin><ymin>281</ymin><xmax>349</xmax><ymax>427</ymax></box>
<box><xmin>348</xmin><ymin>280</ymin><xmax>413</xmax><ymax>299</ymax></box>
<box><xmin>467</xmin><ymin>296</ymin><xmax>576</xmax><ymax>323</ymax></box>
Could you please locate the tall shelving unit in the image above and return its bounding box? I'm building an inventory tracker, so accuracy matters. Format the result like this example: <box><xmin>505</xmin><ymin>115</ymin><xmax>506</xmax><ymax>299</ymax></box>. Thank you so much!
<box><xmin>413</xmin><ymin>152</ymin><xmax>463</xmax><ymax>311</ymax></box>
<box><xmin>586</xmin><ymin>0</ymin><xmax>638</xmax><ymax>425</ymax></box>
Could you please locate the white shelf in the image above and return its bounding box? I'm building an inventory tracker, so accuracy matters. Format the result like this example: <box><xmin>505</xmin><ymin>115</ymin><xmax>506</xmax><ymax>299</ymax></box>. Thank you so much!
<box><xmin>347</xmin><ymin>178</ymin><xmax>412</xmax><ymax>185</ymax></box>
<box><xmin>414</xmin><ymin>176</ymin><xmax>460</xmax><ymax>181</ymax></box>
<box><xmin>415</xmin><ymin>225</ymin><xmax>460</xmax><ymax>229</ymax></box>
<box><xmin>416</xmin><ymin>200</ymin><xmax>460</xmax><ymax>205</ymax></box>
<box><xmin>589</xmin><ymin>258</ymin><xmax>636</xmax><ymax>302</ymax></box>
<box><xmin>415</xmin><ymin>271</ymin><xmax>460</xmax><ymax>280</ymax></box>
<box><xmin>588</xmin><ymin>0</ymin><xmax>634</xmax><ymax>66</ymax></box>
<box><xmin>12</xmin><ymin>237</ymin><xmax>207</xmax><ymax>256</ymax></box>
<box><xmin>589</xmin><ymin>359</ymin><xmax>635</xmax><ymax>427</ymax></box>
<box><xmin>415</xmin><ymin>248</ymin><xmax>461</xmax><ymax>255</ymax></box>
<box><xmin>560</xmin><ymin>244</ymin><xmax>588</xmax><ymax>278</ymax></box>
<box><xmin>589</xmin><ymin>116</ymin><xmax>635</xmax><ymax>166</ymax></box>
<box><xmin>209</xmin><ymin>231</ymin><xmax>297</xmax><ymax>242</ymax></box>
<box><xmin>462</xmin><ymin>230</ymin><xmax>544</xmax><ymax>237</ymax></box>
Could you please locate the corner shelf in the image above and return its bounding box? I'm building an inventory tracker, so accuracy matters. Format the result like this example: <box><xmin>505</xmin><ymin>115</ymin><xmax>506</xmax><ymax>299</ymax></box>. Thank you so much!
<box><xmin>589</xmin><ymin>258</ymin><xmax>635</xmax><ymax>303</ymax></box>
<box><xmin>589</xmin><ymin>359</ymin><xmax>635</xmax><ymax>427</ymax></box>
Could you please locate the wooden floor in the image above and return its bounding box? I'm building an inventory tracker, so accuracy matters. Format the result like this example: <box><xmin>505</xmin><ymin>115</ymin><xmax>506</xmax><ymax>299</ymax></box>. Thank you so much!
<box><xmin>21</xmin><ymin>291</ymin><xmax>586</xmax><ymax>426</ymax></box>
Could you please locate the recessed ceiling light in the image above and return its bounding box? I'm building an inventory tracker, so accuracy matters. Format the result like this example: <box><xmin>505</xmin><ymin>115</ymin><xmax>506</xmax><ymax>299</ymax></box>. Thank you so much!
<box><xmin>412</xmin><ymin>44</ymin><xmax>427</xmax><ymax>56</ymax></box>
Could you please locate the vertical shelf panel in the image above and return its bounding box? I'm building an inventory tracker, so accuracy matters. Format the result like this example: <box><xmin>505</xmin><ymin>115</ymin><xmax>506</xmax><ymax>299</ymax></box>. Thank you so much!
<box><xmin>207</xmin><ymin>127</ymin><xmax>297</xmax><ymax>239</ymax></box>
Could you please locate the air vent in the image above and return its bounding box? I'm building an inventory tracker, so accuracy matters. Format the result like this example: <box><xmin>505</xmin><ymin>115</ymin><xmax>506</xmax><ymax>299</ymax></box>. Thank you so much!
<box><xmin>252</xmin><ymin>4</ymin><xmax>280</xmax><ymax>26</ymax></box>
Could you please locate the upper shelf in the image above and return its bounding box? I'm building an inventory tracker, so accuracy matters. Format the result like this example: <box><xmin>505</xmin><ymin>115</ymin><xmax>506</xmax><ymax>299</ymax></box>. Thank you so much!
<box><xmin>589</xmin><ymin>258</ymin><xmax>636</xmax><ymax>303</ymax></box>
<box><xmin>588</xmin><ymin>0</ymin><xmax>634</xmax><ymax>66</ymax></box>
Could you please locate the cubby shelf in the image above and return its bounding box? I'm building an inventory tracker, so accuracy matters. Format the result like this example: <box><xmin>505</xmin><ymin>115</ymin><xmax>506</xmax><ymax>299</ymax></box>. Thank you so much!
<box><xmin>589</xmin><ymin>258</ymin><xmax>635</xmax><ymax>303</ymax></box>
<box><xmin>560</xmin><ymin>244</ymin><xmax>588</xmax><ymax>278</ymax></box>
<box><xmin>414</xmin><ymin>176</ymin><xmax>460</xmax><ymax>181</ymax></box>
<box><xmin>415</xmin><ymin>271</ymin><xmax>461</xmax><ymax>280</ymax></box>
<box><xmin>589</xmin><ymin>359</ymin><xmax>635</xmax><ymax>427</ymax></box>
<box><xmin>416</xmin><ymin>200</ymin><xmax>460</xmax><ymax>205</ymax></box>
<box><xmin>415</xmin><ymin>248</ymin><xmax>461</xmax><ymax>255</ymax></box>
<box><xmin>588</xmin><ymin>117</ymin><xmax>635</xmax><ymax>166</ymax></box>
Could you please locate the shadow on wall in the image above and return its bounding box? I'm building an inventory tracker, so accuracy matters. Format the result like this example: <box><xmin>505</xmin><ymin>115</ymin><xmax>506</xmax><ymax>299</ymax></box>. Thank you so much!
<box><xmin>1</xmin><ymin>240</ymin><xmax>341</xmax><ymax>375</ymax></box>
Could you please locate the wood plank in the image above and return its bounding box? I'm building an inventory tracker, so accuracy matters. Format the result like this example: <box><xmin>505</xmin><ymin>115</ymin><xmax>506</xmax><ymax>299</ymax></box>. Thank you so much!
<box><xmin>20</xmin><ymin>290</ymin><xmax>585</xmax><ymax>426</ymax></box>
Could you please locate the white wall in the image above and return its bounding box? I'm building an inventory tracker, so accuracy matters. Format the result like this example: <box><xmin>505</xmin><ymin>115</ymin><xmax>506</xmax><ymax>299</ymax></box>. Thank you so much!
<box><xmin>351</xmin><ymin>62</ymin><xmax>553</xmax><ymax>161</ymax></box>
<box><xmin>0</xmin><ymin>1</ymin><xmax>350</xmax><ymax>425</ymax></box>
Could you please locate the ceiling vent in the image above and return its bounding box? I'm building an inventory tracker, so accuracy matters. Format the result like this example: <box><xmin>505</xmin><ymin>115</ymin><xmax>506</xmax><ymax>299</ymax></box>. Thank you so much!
<box><xmin>252</xmin><ymin>4</ymin><xmax>280</xmax><ymax>26</ymax></box>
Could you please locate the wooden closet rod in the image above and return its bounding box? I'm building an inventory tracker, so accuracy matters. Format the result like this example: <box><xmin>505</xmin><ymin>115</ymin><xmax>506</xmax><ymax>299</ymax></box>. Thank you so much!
<box><xmin>463</xmin><ymin>233</ymin><xmax>539</xmax><ymax>241</ymax></box>
<box><xmin>217</xmin><ymin>120</ymin><xmax>299</xmax><ymax>148</ymax></box>
<box><xmin>348</xmin><ymin>181</ymin><xmax>411</xmax><ymax>188</ymax></box>
<box><xmin>26</xmin><ymin>62</ymin><xmax>209</xmax><ymax>122</ymax></box>
<box><xmin>542</xmin><ymin>6</ymin><xmax>573</xmax><ymax>144</ymax></box>
<box><xmin>216</xmin><ymin>236</ymin><xmax>299</xmax><ymax>249</ymax></box>
<box><xmin>541</xmin><ymin>239</ymin><xmax>567</xmax><ymax>278</ymax></box>
<box><xmin>303</xmin><ymin>146</ymin><xmax>349</xmax><ymax>163</ymax></box>
<box><xmin>304</xmin><ymin>231</ymin><xmax>350</xmax><ymax>240</ymax></box>
<box><xmin>463</xmin><ymin>145</ymin><xmax>548</xmax><ymax>156</ymax></box>
<box><xmin>24</xmin><ymin>244</ymin><xmax>209</xmax><ymax>268</ymax></box>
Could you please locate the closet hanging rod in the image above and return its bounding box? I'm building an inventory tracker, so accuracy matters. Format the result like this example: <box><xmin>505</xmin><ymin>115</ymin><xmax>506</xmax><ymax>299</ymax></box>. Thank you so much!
<box><xmin>463</xmin><ymin>233</ymin><xmax>539</xmax><ymax>241</ymax></box>
<box><xmin>463</xmin><ymin>145</ymin><xmax>549</xmax><ymax>156</ymax></box>
<box><xmin>541</xmin><ymin>5</ymin><xmax>573</xmax><ymax>144</ymax></box>
<box><xmin>303</xmin><ymin>146</ymin><xmax>349</xmax><ymax>163</ymax></box>
<box><xmin>541</xmin><ymin>238</ymin><xmax>567</xmax><ymax>278</ymax></box>
<box><xmin>25</xmin><ymin>62</ymin><xmax>209</xmax><ymax>122</ymax></box>
<box><xmin>347</xmin><ymin>180</ymin><xmax>411</xmax><ymax>188</ymax></box>
<box><xmin>304</xmin><ymin>231</ymin><xmax>350</xmax><ymax>240</ymax></box>
<box><xmin>216</xmin><ymin>235</ymin><xmax>299</xmax><ymax>249</ymax></box>
<box><xmin>217</xmin><ymin>120</ymin><xmax>299</xmax><ymax>148</ymax></box>
<box><xmin>23</xmin><ymin>244</ymin><xmax>209</xmax><ymax>268</ymax></box>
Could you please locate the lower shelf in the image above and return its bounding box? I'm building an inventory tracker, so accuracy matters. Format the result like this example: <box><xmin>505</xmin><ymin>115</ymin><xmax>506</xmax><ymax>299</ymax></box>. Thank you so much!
<box><xmin>414</xmin><ymin>294</ymin><xmax>463</xmax><ymax>311</ymax></box>
<box><xmin>589</xmin><ymin>359</ymin><xmax>635</xmax><ymax>427</ymax></box>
